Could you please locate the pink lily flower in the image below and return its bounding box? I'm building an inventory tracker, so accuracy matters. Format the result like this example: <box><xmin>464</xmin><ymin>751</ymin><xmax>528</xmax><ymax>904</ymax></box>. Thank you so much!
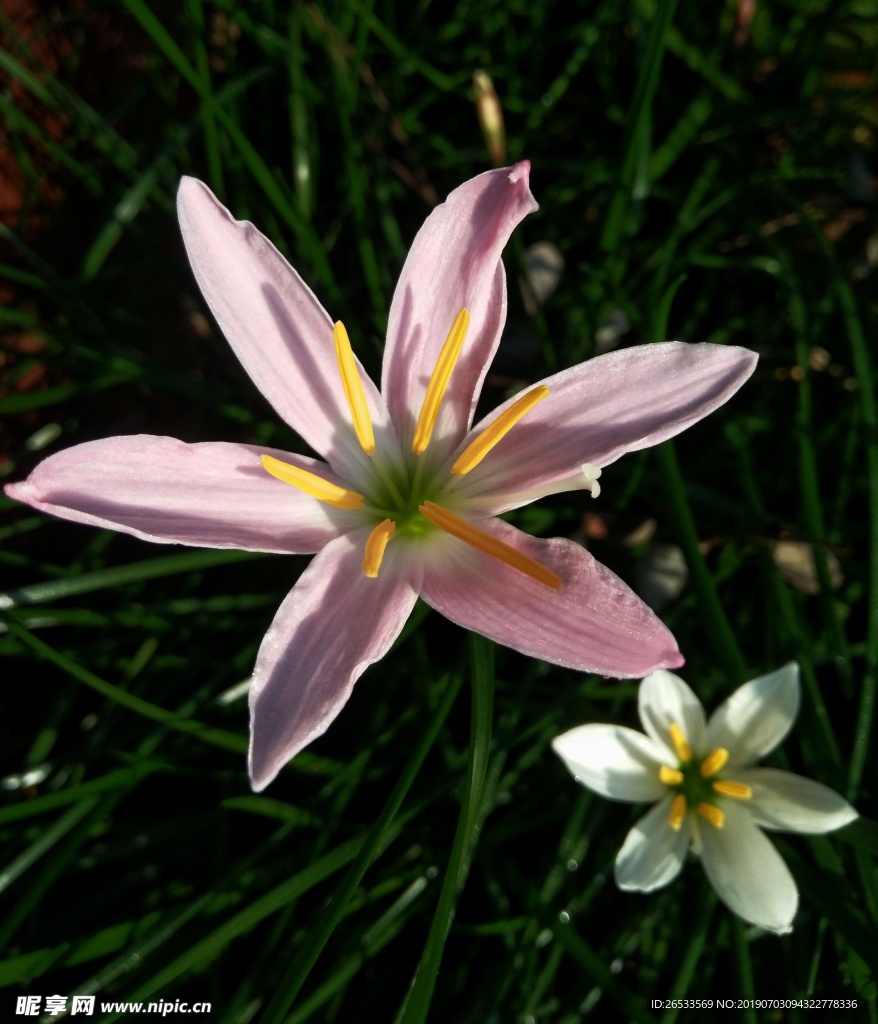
<box><xmin>6</xmin><ymin>164</ymin><xmax>757</xmax><ymax>790</ymax></box>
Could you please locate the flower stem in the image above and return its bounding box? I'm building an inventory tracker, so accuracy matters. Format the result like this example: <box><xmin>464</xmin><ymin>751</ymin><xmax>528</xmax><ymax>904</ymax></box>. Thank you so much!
<box><xmin>396</xmin><ymin>634</ymin><xmax>495</xmax><ymax>1024</ymax></box>
<box><xmin>258</xmin><ymin>667</ymin><xmax>465</xmax><ymax>1024</ymax></box>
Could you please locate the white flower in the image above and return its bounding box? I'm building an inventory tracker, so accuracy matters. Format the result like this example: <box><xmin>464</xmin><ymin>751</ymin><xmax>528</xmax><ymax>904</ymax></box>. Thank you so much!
<box><xmin>552</xmin><ymin>664</ymin><xmax>857</xmax><ymax>934</ymax></box>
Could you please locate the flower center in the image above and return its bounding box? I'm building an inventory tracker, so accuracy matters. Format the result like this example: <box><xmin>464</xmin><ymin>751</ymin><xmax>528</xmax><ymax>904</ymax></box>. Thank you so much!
<box><xmin>261</xmin><ymin>311</ymin><xmax>562</xmax><ymax>588</ymax></box>
<box><xmin>660</xmin><ymin>721</ymin><xmax>752</xmax><ymax>831</ymax></box>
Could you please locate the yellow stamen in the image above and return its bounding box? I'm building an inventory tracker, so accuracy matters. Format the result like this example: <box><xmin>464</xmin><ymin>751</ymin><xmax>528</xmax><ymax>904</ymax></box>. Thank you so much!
<box><xmin>659</xmin><ymin>765</ymin><xmax>684</xmax><ymax>787</ymax></box>
<box><xmin>696</xmin><ymin>803</ymin><xmax>725</xmax><ymax>829</ymax></box>
<box><xmin>668</xmin><ymin>794</ymin><xmax>687</xmax><ymax>831</ymax></box>
<box><xmin>419</xmin><ymin>500</ymin><xmax>562</xmax><ymax>589</ymax></box>
<box><xmin>363</xmin><ymin>519</ymin><xmax>396</xmax><ymax>578</ymax></box>
<box><xmin>712</xmin><ymin>780</ymin><xmax>752</xmax><ymax>800</ymax></box>
<box><xmin>261</xmin><ymin>455</ymin><xmax>364</xmax><ymax>510</ymax></box>
<box><xmin>333</xmin><ymin>321</ymin><xmax>375</xmax><ymax>454</ymax></box>
<box><xmin>451</xmin><ymin>385</ymin><xmax>550</xmax><ymax>475</ymax></box>
<box><xmin>411</xmin><ymin>308</ymin><xmax>470</xmax><ymax>455</ymax></box>
<box><xmin>699</xmin><ymin>747</ymin><xmax>729</xmax><ymax>778</ymax></box>
<box><xmin>669</xmin><ymin>723</ymin><xmax>692</xmax><ymax>763</ymax></box>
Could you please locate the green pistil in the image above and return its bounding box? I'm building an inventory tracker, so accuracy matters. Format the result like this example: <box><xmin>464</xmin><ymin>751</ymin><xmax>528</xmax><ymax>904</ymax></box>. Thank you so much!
<box><xmin>664</xmin><ymin>759</ymin><xmax>720</xmax><ymax>810</ymax></box>
<box><xmin>362</xmin><ymin>456</ymin><xmax>446</xmax><ymax>537</ymax></box>
<box><xmin>682</xmin><ymin>767</ymin><xmax>717</xmax><ymax>808</ymax></box>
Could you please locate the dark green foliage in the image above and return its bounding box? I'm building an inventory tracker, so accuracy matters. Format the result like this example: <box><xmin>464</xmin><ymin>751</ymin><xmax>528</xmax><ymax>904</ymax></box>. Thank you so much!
<box><xmin>1</xmin><ymin>1</ymin><xmax>876</xmax><ymax>1021</ymax></box>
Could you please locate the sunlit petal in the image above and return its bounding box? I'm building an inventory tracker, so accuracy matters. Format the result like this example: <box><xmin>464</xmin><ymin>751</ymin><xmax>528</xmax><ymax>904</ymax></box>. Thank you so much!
<box><xmin>177</xmin><ymin>177</ymin><xmax>397</xmax><ymax>481</ymax></box>
<box><xmin>5</xmin><ymin>436</ymin><xmax>353</xmax><ymax>553</ymax></box>
<box><xmin>553</xmin><ymin>725</ymin><xmax>666</xmax><ymax>802</ymax></box>
<box><xmin>707</xmin><ymin>663</ymin><xmax>800</xmax><ymax>767</ymax></box>
<box><xmin>421</xmin><ymin>519</ymin><xmax>683</xmax><ymax>677</ymax></box>
<box><xmin>449</xmin><ymin>343</ymin><xmax>757</xmax><ymax>508</ymax></box>
<box><xmin>382</xmin><ymin>163</ymin><xmax>538</xmax><ymax>451</ymax></box>
<box><xmin>615</xmin><ymin>798</ymin><xmax>691</xmax><ymax>892</ymax></box>
<box><xmin>735</xmin><ymin>768</ymin><xmax>858</xmax><ymax>834</ymax></box>
<box><xmin>638</xmin><ymin>670</ymin><xmax>707</xmax><ymax>762</ymax></box>
<box><xmin>699</xmin><ymin>801</ymin><xmax>798</xmax><ymax>934</ymax></box>
<box><xmin>249</xmin><ymin>528</ymin><xmax>423</xmax><ymax>790</ymax></box>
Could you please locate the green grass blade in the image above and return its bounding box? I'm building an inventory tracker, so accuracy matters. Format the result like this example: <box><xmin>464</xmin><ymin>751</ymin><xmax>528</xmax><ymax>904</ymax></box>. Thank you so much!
<box><xmin>120</xmin><ymin>0</ymin><xmax>337</xmax><ymax>294</ymax></box>
<box><xmin>0</xmin><ymin>549</ymin><xmax>265</xmax><ymax>608</ymax></box>
<box><xmin>102</xmin><ymin>836</ymin><xmax>369</xmax><ymax>1021</ymax></box>
<box><xmin>2</xmin><ymin>618</ymin><xmax>247</xmax><ymax>754</ymax></box>
<box><xmin>600</xmin><ymin>0</ymin><xmax>680</xmax><ymax>257</ymax></box>
<box><xmin>259</xmin><ymin>669</ymin><xmax>464</xmax><ymax>1023</ymax></box>
<box><xmin>397</xmin><ymin>634</ymin><xmax>495</xmax><ymax>1024</ymax></box>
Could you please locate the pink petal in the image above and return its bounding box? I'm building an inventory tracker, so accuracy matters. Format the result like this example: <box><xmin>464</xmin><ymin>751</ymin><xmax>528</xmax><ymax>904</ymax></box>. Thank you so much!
<box><xmin>5</xmin><ymin>436</ymin><xmax>355</xmax><ymax>553</ymax></box>
<box><xmin>450</xmin><ymin>343</ymin><xmax>758</xmax><ymax>508</ymax></box>
<box><xmin>177</xmin><ymin>178</ymin><xmax>395</xmax><ymax>479</ymax></box>
<box><xmin>420</xmin><ymin>518</ymin><xmax>682</xmax><ymax>677</ymax></box>
<box><xmin>248</xmin><ymin>527</ymin><xmax>423</xmax><ymax>790</ymax></box>
<box><xmin>382</xmin><ymin>163</ymin><xmax>538</xmax><ymax>451</ymax></box>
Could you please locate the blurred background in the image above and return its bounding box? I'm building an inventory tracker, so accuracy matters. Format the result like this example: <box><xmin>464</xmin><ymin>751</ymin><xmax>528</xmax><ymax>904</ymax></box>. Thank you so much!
<box><xmin>1</xmin><ymin>1</ymin><xmax>876</xmax><ymax>1021</ymax></box>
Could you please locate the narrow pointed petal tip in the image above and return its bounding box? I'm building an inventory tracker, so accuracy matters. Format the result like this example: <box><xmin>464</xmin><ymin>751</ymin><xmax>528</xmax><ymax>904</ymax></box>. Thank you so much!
<box><xmin>736</xmin><ymin>768</ymin><xmax>858</xmax><ymax>834</ymax></box>
<box><xmin>508</xmin><ymin>160</ymin><xmax>532</xmax><ymax>185</ymax></box>
<box><xmin>382</xmin><ymin>163</ymin><xmax>539</xmax><ymax>447</ymax></box>
<box><xmin>707</xmin><ymin>662</ymin><xmax>800</xmax><ymax>767</ymax></box>
<box><xmin>639</xmin><ymin>670</ymin><xmax>706</xmax><ymax>761</ymax></box>
<box><xmin>4</xmin><ymin>436</ymin><xmax>351</xmax><ymax>553</ymax></box>
<box><xmin>454</xmin><ymin>342</ymin><xmax>758</xmax><ymax>503</ymax></box>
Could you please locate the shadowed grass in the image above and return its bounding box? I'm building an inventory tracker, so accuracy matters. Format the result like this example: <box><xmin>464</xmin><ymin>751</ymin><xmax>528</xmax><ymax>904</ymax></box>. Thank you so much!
<box><xmin>1</xmin><ymin>1</ymin><xmax>877</xmax><ymax>1021</ymax></box>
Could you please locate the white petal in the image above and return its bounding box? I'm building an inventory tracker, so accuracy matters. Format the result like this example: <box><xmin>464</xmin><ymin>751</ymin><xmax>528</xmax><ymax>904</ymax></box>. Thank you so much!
<box><xmin>734</xmin><ymin>768</ymin><xmax>858</xmax><ymax>834</ymax></box>
<box><xmin>706</xmin><ymin>663</ymin><xmax>800</xmax><ymax>767</ymax></box>
<box><xmin>615</xmin><ymin>797</ymin><xmax>691</xmax><ymax>892</ymax></box>
<box><xmin>698</xmin><ymin>801</ymin><xmax>798</xmax><ymax>934</ymax></box>
<box><xmin>638</xmin><ymin>670</ymin><xmax>706</xmax><ymax>761</ymax></box>
<box><xmin>552</xmin><ymin>725</ymin><xmax>666</xmax><ymax>802</ymax></box>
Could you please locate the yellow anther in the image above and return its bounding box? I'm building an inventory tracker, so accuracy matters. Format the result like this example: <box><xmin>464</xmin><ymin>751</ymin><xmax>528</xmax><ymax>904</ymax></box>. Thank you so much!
<box><xmin>659</xmin><ymin>765</ymin><xmax>684</xmax><ymax>787</ymax></box>
<box><xmin>419</xmin><ymin>500</ymin><xmax>562</xmax><ymax>589</ymax></box>
<box><xmin>261</xmin><ymin>455</ymin><xmax>364</xmax><ymax>510</ymax></box>
<box><xmin>696</xmin><ymin>803</ymin><xmax>725</xmax><ymax>829</ymax></box>
<box><xmin>363</xmin><ymin>519</ymin><xmax>396</xmax><ymax>578</ymax></box>
<box><xmin>699</xmin><ymin>747</ymin><xmax>729</xmax><ymax>778</ymax></box>
<box><xmin>451</xmin><ymin>385</ymin><xmax>550</xmax><ymax>475</ymax></box>
<box><xmin>712</xmin><ymin>780</ymin><xmax>753</xmax><ymax>800</ymax></box>
<box><xmin>668</xmin><ymin>794</ymin><xmax>687</xmax><ymax>831</ymax></box>
<box><xmin>668</xmin><ymin>723</ymin><xmax>692</xmax><ymax>763</ymax></box>
<box><xmin>333</xmin><ymin>321</ymin><xmax>375</xmax><ymax>454</ymax></box>
<box><xmin>412</xmin><ymin>308</ymin><xmax>470</xmax><ymax>455</ymax></box>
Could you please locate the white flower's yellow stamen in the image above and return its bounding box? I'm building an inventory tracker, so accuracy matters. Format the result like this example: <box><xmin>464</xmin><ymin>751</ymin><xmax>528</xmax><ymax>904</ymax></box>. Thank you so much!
<box><xmin>261</xmin><ymin>454</ymin><xmax>364</xmax><ymax>510</ymax></box>
<box><xmin>451</xmin><ymin>385</ymin><xmax>550</xmax><ymax>476</ymax></box>
<box><xmin>712</xmin><ymin>780</ymin><xmax>753</xmax><ymax>800</ymax></box>
<box><xmin>659</xmin><ymin>765</ymin><xmax>684</xmax><ymax>786</ymax></box>
<box><xmin>697</xmin><ymin>802</ymin><xmax>725</xmax><ymax>829</ymax></box>
<box><xmin>333</xmin><ymin>321</ymin><xmax>375</xmax><ymax>455</ymax></box>
<box><xmin>668</xmin><ymin>794</ymin><xmax>687</xmax><ymax>831</ymax></box>
<box><xmin>699</xmin><ymin>747</ymin><xmax>729</xmax><ymax>778</ymax></box>
<box><xmin>419</xmin><ymin>500</ymin><xmax>562</xmax><ymax>589</ymax></box>
<box><xmin>412</xmin><ymin>308</ymin><xmax>470</xmax><ymax>455</ymax></box>
<box><xmin>668</xmin><ymin>723</ymin><xmax>692</xmax><ymax>763</ymax></box>
<box><xmin>363</xmin><ymin>519</ymin><xmax>396</xmax><ymax>578</ymax></box>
